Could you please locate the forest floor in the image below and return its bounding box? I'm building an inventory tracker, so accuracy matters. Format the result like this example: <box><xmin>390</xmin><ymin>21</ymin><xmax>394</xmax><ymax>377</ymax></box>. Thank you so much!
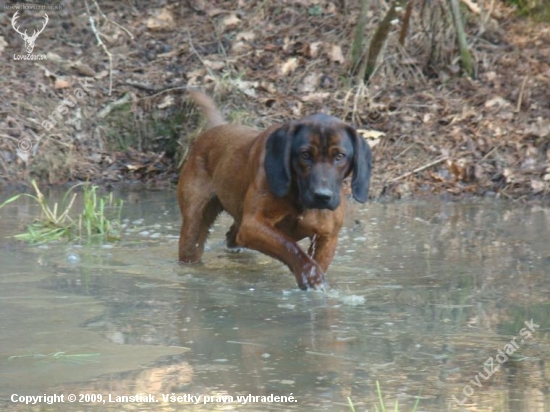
<box><xmin>0</xmin><ymin>0</ymin><xmax>549</xmax><ymax>201</ymax></box>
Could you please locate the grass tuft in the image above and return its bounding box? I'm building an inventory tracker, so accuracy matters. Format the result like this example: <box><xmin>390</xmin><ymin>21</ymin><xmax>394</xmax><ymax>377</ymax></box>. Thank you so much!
<box><xmin>0</xmin><ymin>180</ymin><xmax>123</xmax><ymax>244</ymax></box>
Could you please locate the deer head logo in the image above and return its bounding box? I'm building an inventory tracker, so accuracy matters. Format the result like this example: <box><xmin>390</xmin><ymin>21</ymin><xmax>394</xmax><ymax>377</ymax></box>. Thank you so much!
<box><xmin>11</xmin><ymin>11</ymin><xmax>49</xmax><ymax>54</ymax></box>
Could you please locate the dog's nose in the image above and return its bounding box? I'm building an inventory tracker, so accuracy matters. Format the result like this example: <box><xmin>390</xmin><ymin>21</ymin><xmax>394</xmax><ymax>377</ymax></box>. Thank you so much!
<box><xmin>313</xmin><ymin>188</ymin><xmax>333</xmax><ymax>203</ymax></box>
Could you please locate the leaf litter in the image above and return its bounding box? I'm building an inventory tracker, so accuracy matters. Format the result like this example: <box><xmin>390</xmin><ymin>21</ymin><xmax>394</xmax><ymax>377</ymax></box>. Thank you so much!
<box><xmin>0</xmin><ymin>0</ymin><xmax>548</xmax><ymax>201</ymax></box>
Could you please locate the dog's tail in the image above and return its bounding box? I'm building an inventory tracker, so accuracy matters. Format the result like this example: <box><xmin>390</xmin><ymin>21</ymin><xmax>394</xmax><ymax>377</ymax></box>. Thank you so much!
<box><xmin>188</xmin><ymin>89</ymin><xmax>226</xmax><ymax>130</ymax></box>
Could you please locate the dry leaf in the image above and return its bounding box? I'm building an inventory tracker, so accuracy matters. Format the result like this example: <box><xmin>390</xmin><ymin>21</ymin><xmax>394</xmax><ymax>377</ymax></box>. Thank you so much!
<box><xmin>41</xmin><ymin>66</ymin><xmax>54</xmax><ymax>79</ymax></box>
<box><xmin>147</xmin><ymin>8</ymin><xmax>175</xmax><ymax>31</ymax></box>
<box><xmin>280</xmin><ymin>58</ymin><xmax>298</xmax><ymax>76</ymax></box>
<box><xmin>503</xmin><ymin>168</ymin><xmax>514</xmax><ymax>183</ymax></box>
<box><xmin>236</xmin><ymin>31</ymin><xmax>256</xmax><ymax>41</ymax></box>
<box><xmin>357</xmin><ymin>129</ymin><xmax>385</xmax><ymax>140</ymax></box>
<box><xmin>484</xmin><ymin>71</ymin><xmax>498</xmax><ymax>81</ymax></box>
<box><xmin>234</xmin><ymin>79</ymin><xmax>258</xmax><ymax>97</ymax></box>
<box><xmin>290</xmin><ymin>101</ymin><xmax>303</xmax><ymax>117</ymax></box>
<box><xmin>95</xmin><ymin>70</ymin><xmax>109</xmax><ymax>79</ymax></box>
<box><xmin>429</xmin><ymin>171</ymin><xmax>446</xmax><ymax>182</ymax></box>
<box><xmin>446</xmin><ymin>158</ymin><xmax>474</xmax><ymax>182</ymax></box>
<box><xmin>531</xmin><ymin>179</ymin><xmax>546</xmax><ymax>194</ymax></box>
<box><xmin>484</xmin><ymin>96</ymin><xmax>511</xmax><ymax>108</ymax></box>
<box><xmin>367</xmin><ymin>139</ymin><xmax>381</xmax><ymax>148</ymax></box>
<box><xmin>259</xmin><ymin>81</ymin><xmax>277</xmax><ymax>94</ymax></box>
<box><xmin>329</xmin><ymin>44</ymin><xmax>344</xmax><ymax>64</ymax></box>
<box><xmin>72</xmin><ymin>61</ymin><xmax>95</xmax><ymax>77</ymax></box>
<box><xmin>300</xmin><ymin>72</ymin><xmax>320</xmax><ymax>93</ymax></box>
<box><xmin>223</xmin><ymin>14</ymin><xmax>241</xmax><ymax>29</ymax></box>
<box><xmin>157</xmin><ymin>95</ymin><xmax>174</xmax><ymax>109</ymax></box>
<box><xmin>300</xmin><ymin>92</ymin><xmax>329</xmax><ymax>103</ymax></box>
<box><xmin>203</xmin><ymin>60</ymin><xmax>225</xmax><ymax>70</ymax></box>
<box><xmin>45</xmin><ymin>52</ymin><xmax>63</xmax><ymax>62</ymax></box>
<box><xmin>309</xmin><ymin>42</ymin><xmax>322</xmax><ymax>58</ymax></box>
<box><xmin>54</xmin><ymin>78</ymin><xmax>71</xmax><ymax>89</ymax></box>
<box><xmin>358</xmin><ymin>129</ymin><xmax>384</xmax><ymax>149</ymax></box>
<box><xmin>187</xmin><ymin>68</ymin><xmax>206</xmax><ymax>85</ymax></box>
<box><xmin>231</xmin><ymin>41</ymin><xmax>250</xmax><ymax>53</ymax></box>
<box><xmin>206</xmin><ymin>8</ymin><xmax>226</xmax><ymax>17</ymax></box>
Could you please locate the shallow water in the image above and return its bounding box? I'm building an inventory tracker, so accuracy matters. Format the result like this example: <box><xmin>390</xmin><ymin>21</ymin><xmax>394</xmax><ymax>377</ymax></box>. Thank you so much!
<box><xmin>1</xmin><ymin>190</ymin><xmax>549</xmax><ymax>411</ymax></box>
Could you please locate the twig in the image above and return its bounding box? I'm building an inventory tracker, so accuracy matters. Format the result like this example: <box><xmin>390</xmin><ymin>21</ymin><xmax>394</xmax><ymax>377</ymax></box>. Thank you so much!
<box><xmin>516</xmin><ymin>76</ymin><xmax>528</xmax><ymax>112</ymax></box>
<box><xmin>141</xmin><ymin>86</ymin><xmax>190</xmax><ymax>100</ymax></box>
<box><xmin>98</xmin><ymin>93</ymin><xmax>132</xmax><ymax>118</ymax></box>
<box><xmin>92</xmin><ymin>0</ymin><xmax>134</xmax><ymax>40</ymax></box>
<box><xmin>477</xmin><ymin>145</ymin><xmax>498</xmax><ymax>163</ymax></box>
<box><xmin>187</xmin><ymin>30</ymin><xmax>216</xmax><ymax>80</ymax></box>
<box><xmin>84</xmin><ymin>0</ymin><xmax>113</xmax><ymax>96</ymax></box>
<box><xmin>390</xmin><ymin>156</ymin><xmax>449</xmax><ymax>182</ymax></box>
<box><xmin>125</xmin><ymin>80</ymin><xmax>157</xmax><ymax>92</ymax></box>
<box><xmin>395</xmin><ymin>142</ymin><xmax>417</xmax><ymax>159</ymax></box>
<box><xmin>461</xmin><ymin>0</ymin><xmax>480</xmax><ymax>14</ymax></box>
<box><xmin>125</xmin><ymin>81</ymin><xmax>189</xmax><ymax>100</ymax></box>
<box><xmin>483</xmin><ymin>0</ymin><xmax>497</xmax><ymax>24</ymax></box>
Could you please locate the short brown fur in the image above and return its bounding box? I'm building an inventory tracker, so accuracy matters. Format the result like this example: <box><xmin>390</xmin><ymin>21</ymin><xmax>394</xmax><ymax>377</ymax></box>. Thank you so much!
<box><xmin>178</xmin><ymin>91</ymin><xmax>372</xmax><ymax>290</ymax></box>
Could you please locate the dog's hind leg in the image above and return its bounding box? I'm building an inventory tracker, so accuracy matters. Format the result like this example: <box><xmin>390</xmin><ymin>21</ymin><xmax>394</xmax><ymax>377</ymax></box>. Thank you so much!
<box><xmin>178</xmin><ymin>184</ymin><xmax>223</xmax><ymax>263</ymax></box>
<box><xmin>225</xmin><ymin>221</ymin><xmax>243</xmax><ymax>252</ymax></box>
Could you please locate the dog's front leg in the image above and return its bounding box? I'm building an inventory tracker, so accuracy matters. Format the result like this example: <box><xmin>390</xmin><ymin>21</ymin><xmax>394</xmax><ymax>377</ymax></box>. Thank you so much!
<box><xmin>236</xmin><ymin>218</ymin><xmax>326</xmax><ymax>290</ymax></box>
<box><xmin>308</xmin><ymin>233</ymin><xmax>338</xmax><ymax>273</ymax></box>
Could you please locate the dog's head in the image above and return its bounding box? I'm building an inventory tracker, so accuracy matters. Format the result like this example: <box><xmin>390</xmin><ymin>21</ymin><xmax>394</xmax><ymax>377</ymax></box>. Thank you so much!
<box><xmin>264</xmin><ymin>114</ymin><xmax>372</xmax><ymax>210</ymax></box>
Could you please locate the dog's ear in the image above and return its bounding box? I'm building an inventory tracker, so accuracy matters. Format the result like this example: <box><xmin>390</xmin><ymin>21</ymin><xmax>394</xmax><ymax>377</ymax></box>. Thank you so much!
<box><xmin>348</xmin><ymin>126</ymin><xmax>373</xmax><ymax>203</ymax></box>
<box><xmin>265</xmin><ymin>124</ymin><xmax>294</xmax><ymax>197</ymax></box>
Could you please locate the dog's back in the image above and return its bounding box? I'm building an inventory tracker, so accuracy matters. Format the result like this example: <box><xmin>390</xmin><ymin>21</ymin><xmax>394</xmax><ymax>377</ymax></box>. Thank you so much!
<box><xmin>182</xmin><ymin>91</ymin><xmax>261</xmax><ymax>219</ymax></box>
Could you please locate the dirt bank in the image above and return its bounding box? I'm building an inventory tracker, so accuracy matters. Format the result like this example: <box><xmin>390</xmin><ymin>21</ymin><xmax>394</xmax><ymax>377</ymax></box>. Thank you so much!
<box><xmin>0</xmin><ymin>0</ymin><xmax>549</xmax><ymax>201</ymax></box>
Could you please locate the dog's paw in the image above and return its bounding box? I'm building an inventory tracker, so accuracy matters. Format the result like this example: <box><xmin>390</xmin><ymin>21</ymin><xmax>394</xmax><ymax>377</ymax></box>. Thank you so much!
<box><xmin>226</xmin><ymin>246</ymin><xmax>244</xmax><ymax>254</ymax></box>
<box><xmin>297</xmin><ymin>263</ymin><xmax>327</xmax><ymax>291</ymax></box>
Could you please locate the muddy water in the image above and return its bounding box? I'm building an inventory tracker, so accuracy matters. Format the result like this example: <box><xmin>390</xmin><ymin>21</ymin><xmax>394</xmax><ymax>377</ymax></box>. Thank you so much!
<box><xmin>0</xmin><ymin>191</ymin><xmax>549</xmax><ymax>411</ymax></box>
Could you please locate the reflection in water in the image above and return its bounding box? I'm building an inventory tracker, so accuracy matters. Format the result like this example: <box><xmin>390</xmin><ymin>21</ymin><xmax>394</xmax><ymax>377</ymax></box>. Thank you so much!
<box><xmin>0</xmin><ymin>191</ymin><xmax>549</xmax><ymax>411</ymax></box>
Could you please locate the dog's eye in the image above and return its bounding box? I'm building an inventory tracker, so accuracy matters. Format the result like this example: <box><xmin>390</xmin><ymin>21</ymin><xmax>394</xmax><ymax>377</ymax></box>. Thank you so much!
<box><xmin>335</xmin><ymin>153</ymin><xmax>346</xmax><ymax>162</ymax></box>
<box><xmin>301</xmin><ymin>151</ymin><xmax>311</xmax><ymax>160</ymax></box>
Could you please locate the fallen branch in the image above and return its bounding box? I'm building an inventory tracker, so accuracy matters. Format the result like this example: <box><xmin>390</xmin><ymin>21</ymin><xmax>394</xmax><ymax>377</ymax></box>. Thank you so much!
<box><xmin>92</xmin><ymin>0</ymin><xmax>134</xmax><ymax>40</ymax></box>
<box><xmin>515</xmin><ymin>76</ymin><xmax>528</xmax><ymax>112</ymax></box>
<box><xmin>390</xmin><ymin>156</ymin><xmax>449</xmax><ymax>182</ymax></box>
<box><xmin>84</xmin><ymin>0</ymin><xmax>113</xmax><ymax>96</ymax></box>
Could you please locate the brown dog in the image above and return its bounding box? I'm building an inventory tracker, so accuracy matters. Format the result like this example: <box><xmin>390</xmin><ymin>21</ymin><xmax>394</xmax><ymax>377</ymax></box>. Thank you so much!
<box><xmin>178</xmin><ymin>91</ymin><xmax>372</xmax><ymax>290</ymax></box>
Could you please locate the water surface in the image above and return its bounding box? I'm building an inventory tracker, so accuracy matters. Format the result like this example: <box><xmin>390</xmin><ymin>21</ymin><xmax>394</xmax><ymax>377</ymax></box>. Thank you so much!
<box><xmin>1</xmin><ymin>191</ymin><xmax>549</xmax><ymax>411</ymax></box>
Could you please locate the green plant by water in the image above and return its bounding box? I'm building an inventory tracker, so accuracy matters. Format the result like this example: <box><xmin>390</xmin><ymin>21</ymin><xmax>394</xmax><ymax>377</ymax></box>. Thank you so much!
<box><xmin>0</xmin><ymin>180</ymin><xmax>123</xmax><ymax>243</ymax></box>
